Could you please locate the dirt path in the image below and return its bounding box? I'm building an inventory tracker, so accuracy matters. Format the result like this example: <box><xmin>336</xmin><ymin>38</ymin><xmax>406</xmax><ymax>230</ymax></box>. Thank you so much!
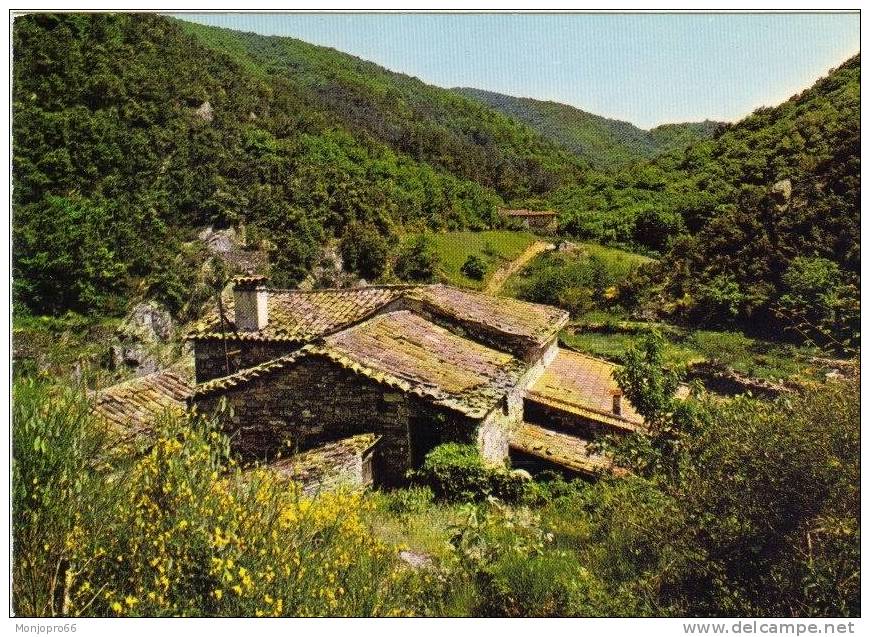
<box><xmin>484</xmin><ymin>240</ymin><xmax>554</xmax><ymax>295</ymax></box>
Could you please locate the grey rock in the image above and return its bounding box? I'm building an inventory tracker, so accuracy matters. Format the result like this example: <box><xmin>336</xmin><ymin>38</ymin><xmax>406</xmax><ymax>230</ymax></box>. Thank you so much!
<box><xmin>120</xmin><ymin>301</ymin><xmax>173</xmax><ymax>343</ymax></box>
<box><xmin>194</xmin><ymin>100</ymin><xmax>213</xmax><ymax>122</ymax></box>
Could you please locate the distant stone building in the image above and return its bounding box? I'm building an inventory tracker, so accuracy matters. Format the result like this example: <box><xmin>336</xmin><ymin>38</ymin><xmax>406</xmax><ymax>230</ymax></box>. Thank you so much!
<box><xmin>500</xmin><ymin>208</ymin><xmax>558</xmax><ymax>233</ymax></box>
<box><xmin>93</xmin><ymin>277</ymin><xmax>647</xmax><ymax>491</ymax></box>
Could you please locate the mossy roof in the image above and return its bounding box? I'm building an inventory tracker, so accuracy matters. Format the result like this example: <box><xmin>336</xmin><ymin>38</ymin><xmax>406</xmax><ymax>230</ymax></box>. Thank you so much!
<box><xmin>186</xmin><ymin>283</ymin><xmax>568</xmax><ymax>351</ymax></box>
<box><xmin>405</xmin><ymin>284</ymin><xmax>568</xmax><ymax>347</ymax></box>
<box><xmin>192</xmin><ymin>310</ymin><xmax>527</xmax><ymax>419</ymax></box>
<box><xmin>265</xmin><ymin>433</ymin><xmax>380</xmax><ymax>495</ymax></box>
<box><xmin>526</xmin><ymin>349</ymin><xmax>645</xmax><ymax>430</ymax></box>
<box><xmin>92</xmin><ymin>369</ymin><xmax>192</xmax><ymax>438</ymax></box>
<box><xmin>510</xmin><ymin>422</ymin><xmax>625</xmax><ymax>477</ymax></box>
<box><xmin>186</xmin><ymin>285</ymin><xmax>413</xmax><ymax>342</ymax></box>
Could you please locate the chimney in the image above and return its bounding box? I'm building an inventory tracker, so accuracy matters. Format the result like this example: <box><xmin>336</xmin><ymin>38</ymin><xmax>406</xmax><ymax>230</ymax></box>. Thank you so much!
<box><xmin>232</xmin><ymin>275</ymin><xmax>269</xmax><ymax>332</ymax></box>
<box><xmin>610</xmin><ymin>389</ymin><xmax>623</xmax><ymax>417</ymax></box>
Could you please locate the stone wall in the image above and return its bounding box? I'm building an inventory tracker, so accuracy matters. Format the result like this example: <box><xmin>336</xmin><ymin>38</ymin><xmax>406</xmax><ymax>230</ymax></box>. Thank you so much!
<box><xmin>194</xmin><ymin>354</ymin><xmax>481</xmax><ymax>486</ymax></box>
<box><xmin>192</xmin><ymin>339</ymin><xmax>298</xmax><ymax>383</ymax></box>
<box><xmin>474</xmin><ymin>337</ymin><xmax>557</xmax><ymax>465</ymax></box>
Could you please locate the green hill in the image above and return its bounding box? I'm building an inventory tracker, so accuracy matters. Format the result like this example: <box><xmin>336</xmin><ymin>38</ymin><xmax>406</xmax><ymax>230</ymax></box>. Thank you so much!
<box><xmin>12</xmin><ymin>13</ymin><xmax>585</xmax><ymax>317</ymax></box>
<box><xmin>548</xmin><ymin>55</ymin><xmax>859</xmax><ymax>339</ymax></box>
<box><xmin>455</xmin><ymin>87</ymin><xmax>721</xmax><ymax>170</ymax></box>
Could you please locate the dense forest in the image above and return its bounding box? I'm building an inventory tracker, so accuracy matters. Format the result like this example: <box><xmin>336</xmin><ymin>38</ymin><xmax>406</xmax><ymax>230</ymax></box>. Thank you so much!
<box><xmin>12</xmin><ymin>13</ymin><xmax>583</xmax><ymax>317</ymax></box>
<box><xmin>12</xmin><ymin>13</ymin><xmax>860</xmax><ymax>346</ymax></box>
<box><xmin>527</xmin><ymin>55</ymin><xmax>860</xmax><ymax>343</ymax></box>
<box><xmin>456</xmin><ymin>87</ymin><xmax>721</xmax><ymax>170</ymax></box>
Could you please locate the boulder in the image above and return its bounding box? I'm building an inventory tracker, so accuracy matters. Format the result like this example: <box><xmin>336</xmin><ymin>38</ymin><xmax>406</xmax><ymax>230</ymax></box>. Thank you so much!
<box><xmin>198</xmin><ymin>226</ymin><xmax>238</xmax><ymax>254</ymax></box>
<box><xmin>109</xmin><ymin>344</ymin><xmax>159</xmax><ymax>377</ymax></box>
<box><xmin>119</xmin><ymin>301</ymin><xmax>173</xmax><ymax>343</ymax></box>
<box><xmin>194</xmin><ymin>100</ymin><xmax>213</xmax><ymax>122</ymax></box>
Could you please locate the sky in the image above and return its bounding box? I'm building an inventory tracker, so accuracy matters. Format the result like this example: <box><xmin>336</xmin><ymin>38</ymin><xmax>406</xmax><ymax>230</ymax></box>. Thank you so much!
<box><xmin>172</xmin><ymin>12</ymin><xmax>859</xmax><ymax>129</ymax></box>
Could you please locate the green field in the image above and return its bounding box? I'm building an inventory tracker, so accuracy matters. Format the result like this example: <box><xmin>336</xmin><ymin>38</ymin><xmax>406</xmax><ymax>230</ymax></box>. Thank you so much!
<box><xmin>501</xmin><ymin>241</ymin><xmax>653</xmax><ymax>298</ymax></box>
<box><xmin>404</xmin><ymin>230</ymin><xmax>541</xmax><ymax>290</ymax></box>
<box><xmin>561</xmin><ymin>322</ymin><xmax>820</xmax><ymax>382</ymax></box>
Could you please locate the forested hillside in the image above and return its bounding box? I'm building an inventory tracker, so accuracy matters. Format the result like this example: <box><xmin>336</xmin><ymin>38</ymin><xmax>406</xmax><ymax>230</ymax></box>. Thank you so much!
<box><xmin>11</xmin><ymin>13</ymin><xmax>860</xmax><ymax>346</ymax></box>
<box><xmin>12</xmin><ymin>13</ymin><xmax>583</xmax><ymax>318</ymax></box>
<box><xmin>542</xmin><ymin>55</ymin><xmax>860</xmax><ymax>342</ymax></box>
<box><xmin>456</xmin><ymin>87</ymin><xmax>721</xmax><ymax>170</ymax></box>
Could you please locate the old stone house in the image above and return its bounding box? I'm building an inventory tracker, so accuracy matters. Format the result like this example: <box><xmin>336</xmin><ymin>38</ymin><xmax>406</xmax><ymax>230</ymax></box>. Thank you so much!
<box><xmin>499</xmin><ymin>208</ymin><xmax>559</xmax><ymax>232</ymax></box>
<box><xmin>176</xmin><ymin>276</ymin><xmax>640</xmax><ymax>487</ymax></box>
<box><xmin>91</xmin><ymin>274</ymin><xmax>648</xmax><ymax>491</ymax></box>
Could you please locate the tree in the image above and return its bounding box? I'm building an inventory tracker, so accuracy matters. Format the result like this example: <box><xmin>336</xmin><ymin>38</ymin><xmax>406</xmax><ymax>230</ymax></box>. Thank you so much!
<box><xmin>460</xmin><ymin>254</ymin><xmax>487</xmax><ymax>281</ymax></box>
<box><xmin>339</xmin><ymin>222</ymin><xmax>392</xmax><ymax>281</ymax></box>
<box><xmin>394</xmin><ymin>235</ymin><xmax>439</xmax><ymax>282</ymax></box>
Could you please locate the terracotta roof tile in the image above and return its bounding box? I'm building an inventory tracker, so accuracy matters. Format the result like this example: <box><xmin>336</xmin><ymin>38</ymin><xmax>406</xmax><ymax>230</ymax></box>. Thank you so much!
<box><xmin>510</xmin><ymin>422</ymin><xmax>625</xmax><ymax>476</ymax></box>
<box><xmin>187</xmin><ymin>285</ymin><xmax>414</xmax><ymax>342</ymax></box>
<box><xmin>193</xmin><ymin>311</ymin><xmax>527</xmax><ymax>418</ymax></box>
<box><xmin>406</xmin><ymin>284</ymin><xmax>569</xmax><ymax>347</ymax></box>
<box><xmin>526</xmin><ymin>349</ymin><xmax>644</xmax><ymax>430</ymax></box>
<box><xmin>92</xmin><ymin>370</ymin><xmax>192</xmax><ymax>438</ymax></box>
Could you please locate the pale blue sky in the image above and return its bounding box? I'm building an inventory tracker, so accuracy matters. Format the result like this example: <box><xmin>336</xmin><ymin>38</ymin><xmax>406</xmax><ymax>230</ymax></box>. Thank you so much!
<box><xmin>172</xmin><ymin>12</ymin><xmax>859</xmax><ymax>129</ymax></box>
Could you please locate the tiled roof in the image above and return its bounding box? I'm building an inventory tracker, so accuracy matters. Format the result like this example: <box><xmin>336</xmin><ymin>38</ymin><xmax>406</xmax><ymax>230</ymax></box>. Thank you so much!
<box><xmin>187</xmin><ymin>284</ymin><xmax>569</xmax><ymax>351</ymax></box>
<box><xmin>499</xmin><ymin>208</ymin><xmax>558</xmax><ymax>217</ymax></box>
<box><xmin>510</xmin><ymin>422</ymin><xmax>626</xmax><ymax>477</ymax></box>
<box><xmin>265</xmin><ymin>433</ymin><xmax>379</xmax><ymax>495</ymax></box>
<box><xmin>193</xmin><ymin>311</ymin><xmax>527</xmax><ymax>419</ymax></box>
<box><xmin>186</xmin><ymin>285</ymin><xmax>413</xmax><ymax>342</ymax></box>
<box><xmin>526</xmin><ymin>349</ymin><xmax>645</xmax><ymax>430</ymax></box>
<box><xmin>92</xmin><ymin>369</ymin><xmax>192</xmax><ymax>438</ymax></box>
<box><xmin>406</xmin><ymin>284</ymin><xmax>569</xmax><ymax>348</ymax></box>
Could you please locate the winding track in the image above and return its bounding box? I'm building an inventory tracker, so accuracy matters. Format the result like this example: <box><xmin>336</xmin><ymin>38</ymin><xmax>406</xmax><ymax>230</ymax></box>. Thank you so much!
<box><xmin>483</xmin><ymin>240</ymin><xmax>555</xmax><ymax>295</ymax></box>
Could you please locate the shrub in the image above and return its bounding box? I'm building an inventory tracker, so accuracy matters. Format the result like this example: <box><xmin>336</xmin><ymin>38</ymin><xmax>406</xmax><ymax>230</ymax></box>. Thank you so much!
<box><xmin>411</xmin><ymin>444</ymin><xmax>525</xmax><ymax>503</ymax></box>
<box><xmin>340</xmin><ymin>222</ymin><xmax>393</xmax><ymax>280</ymax></box>
<box><xmin>460</xmin><ymin>254</ymin><xmax>487</xmax><ymax>281</ymax></box>
<box><xmin>394</xmin><ymin>234</ymin><xmax>439</xmax><ymax>282</ymax></box>
<box><xmin>381</xmin><ymin>486</ymin><xmax>435</xmax><ymax>516</ymax></box>
<box><xmin>12</xmin><ymin>380</ymin><xmax>417</xmax><ymax>617</ymax></box>
<box><xmin>475</xmin><ymin>553</ymin><xmax>609</xmax><ymax>617</ymax></box>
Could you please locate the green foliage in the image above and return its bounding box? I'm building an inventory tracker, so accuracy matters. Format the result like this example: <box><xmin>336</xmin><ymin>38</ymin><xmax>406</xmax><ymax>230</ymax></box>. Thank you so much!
<box><xmin>339</xmin><ymin>222</ymin><xmax>394</xmax><ymax>281</ymax></box>
<box><xmin>12</xmin><ymin>379</ymin><xmax>423</xmax><ymax>617</ymax></box>
<box><xmin>459</xmin><ymin>254</ymin><xmax>487</xmax><ymax>281</ymax></box>
<box><xmin>777</xmin><ymin>256</ymin><xmax>859</xmax><ymax>351</ymax></box>
<box><xmin>458</xmin><ymin>87</ymin><xmax>721</xmax><ymax>171</ymax></box>
<box><xmin>12</xmin><ymin>13</ymin><xmax>583</xmax><ymax>318</ymax></box>
<box><xmin>13</xmin><ymin>196</ymin><xmax>128</xmax><ymax>315</ymax></box>
<box><xmin>380</xmin><ymin>486</ymin><xmax>435</xmax><ymax>516</ymax></box>
<box><xmin>393</xmin><ymin>234</ymin><xmax>439</xmax><ymax>283</ymax></box>
<box><xmin>598</xmin><ymin>342</ymin><xmax>860</xmax><ymax>616</ymax></box>
<box><xmin>411</xmin><ymin>229</ymin><xmax>538</xmax><ymax>289</ymax></box>
<box><xmin>12</xmin><ymin>378</ymin><xmax>112</xmax><ymax>616</ymax></box>
<box><xmin>506</xmin><ymin>244</ymin><xmax>651</xmax><ymax>315</ymax></box>
<box><xmin>411</xmin><ymin>444</ymin><xmax>525</xmax><ymax>503</ymax></box>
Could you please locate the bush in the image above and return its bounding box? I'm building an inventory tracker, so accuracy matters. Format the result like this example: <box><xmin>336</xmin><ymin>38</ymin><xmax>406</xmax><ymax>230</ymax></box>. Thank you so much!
<box><xmin>475</xmin><ymin>553</ymin><xmax>608</xmax><ymax>617</ymax></box>
<box><xmin>394</xmin><ymin>234</ymin><xmax>439</xmax><ymax>282</ymax></box>
<box><xmin>340</xmin><ymin>222</ymin><xmax>393</xmax><ymax>281</ymax></box>
<box><xmin>411</xmin><ymin>444</ymin><xmax>525</xmax><ymax>503</ymax></box>
<box><xmin>381</xmin><ymin>486</ymin><xmax>435</xmax><ymax>516</ymax></box>
<box><xmin>460</xmin><ymin>254</ymin><xmax>487</xmax><ymax>280</ymax></box>
<box><xmin>12</xmin><ymin>380</ymin><xmax>418</xmax><ymax>617</ymax></box>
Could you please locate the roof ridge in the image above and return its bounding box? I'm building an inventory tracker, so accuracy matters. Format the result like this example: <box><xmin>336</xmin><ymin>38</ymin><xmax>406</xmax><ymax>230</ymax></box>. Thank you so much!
<box><xmin>264</xmin><ymin>284</ymin><xmax>422</xmax><ymax>294</ymax></box>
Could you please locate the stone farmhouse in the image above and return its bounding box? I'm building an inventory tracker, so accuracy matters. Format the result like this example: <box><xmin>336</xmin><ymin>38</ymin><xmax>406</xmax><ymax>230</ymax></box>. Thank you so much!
<box><xmin>94</xmin><ymin>276</ymin><xmax>645</xmax><ymax>490</ymax></box>
<box><xmin>499</xmin><ymin>208</ymin><xmax>558</xmax><ymax>233</ymax></box>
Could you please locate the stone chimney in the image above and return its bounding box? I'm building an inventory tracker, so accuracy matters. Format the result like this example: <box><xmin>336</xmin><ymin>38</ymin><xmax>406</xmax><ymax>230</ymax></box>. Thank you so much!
<box><xmin>232</xmin><ymin>275</ymin><xmax>269</xmax><ymax>332</ymax></box>
<box><xmin>610</xmin><ymin>389</ymin><xmax>623</xmax><ymax>417</ymax></box>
